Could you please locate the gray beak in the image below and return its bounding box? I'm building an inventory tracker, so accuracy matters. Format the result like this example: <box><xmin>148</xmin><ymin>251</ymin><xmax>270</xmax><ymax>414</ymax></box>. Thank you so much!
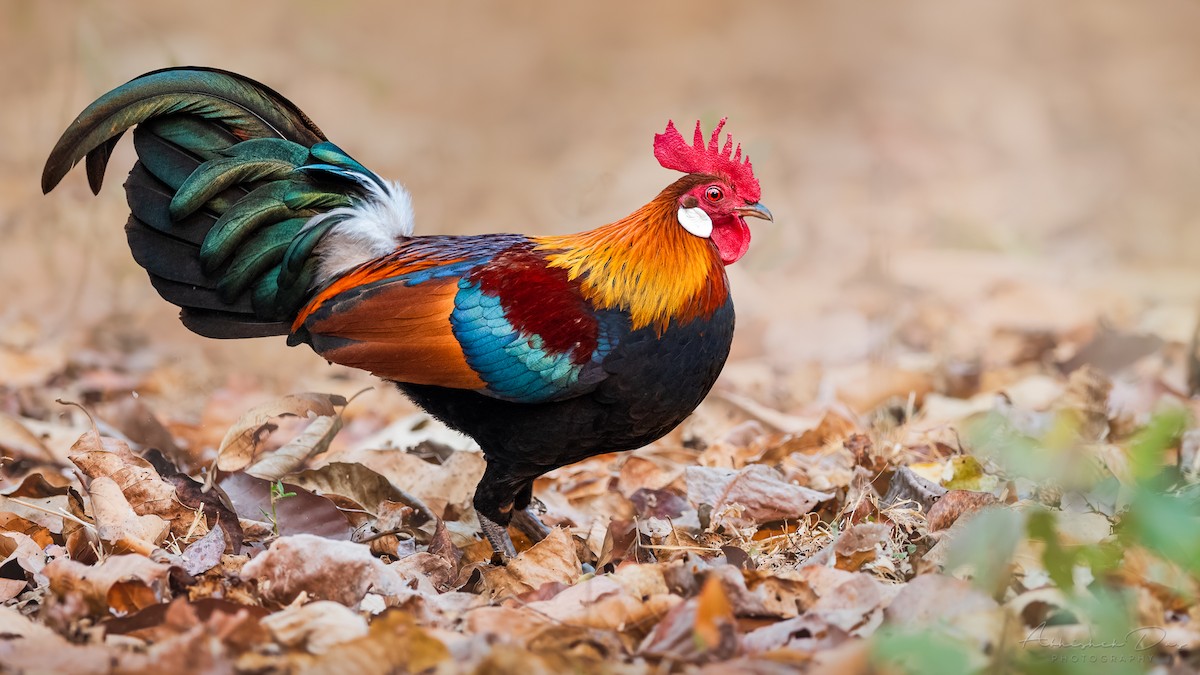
<box><xmin>736</xmin><ymin>202</ymin><xmax>773</xmax><ymax>222</ymax></box>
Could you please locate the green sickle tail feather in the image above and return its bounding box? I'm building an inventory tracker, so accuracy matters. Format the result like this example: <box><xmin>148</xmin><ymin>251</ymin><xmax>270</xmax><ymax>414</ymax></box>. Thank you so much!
<box><xmin>42</xmin><ymin>67</ymin><xmax>382</xmax><ymax>339</ymax></box>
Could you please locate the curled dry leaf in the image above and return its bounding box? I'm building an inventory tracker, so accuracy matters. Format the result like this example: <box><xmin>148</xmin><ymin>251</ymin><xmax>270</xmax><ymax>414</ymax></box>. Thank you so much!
<box><xmin>0</xmin><ymin>470</ymin><xmax>73</xmax><ymax>498</ymax></box>
<box><xmin>0</xmin><ymin>531</ymin><xmax>45</xmax><ymax>601</ymax></box>
<box><xmin>0</xmin><ymin>511</ymin><xmax>53</xmax><ymax>547</ymax></box>
<box><xmin>480</xmin><ymin>527</ymin><xmax>580</xmax><ymax>599</ymax></box>
<box><xmin>70</xmin><ymin>433</ymin><xmax>201</xmax><ymax>540</ymax></box>
<box><xmin>288</xmin><ymin>461</ymin><xmax>437</xmax><ymax>527</ymax></box>
<box><xmin>927</xmin><ymin>490</ymin><xmax>999</xmax><ymax>532</ymax></box>
<box><xmin>391</xmin><ymin>552</ymin><xmax>456</xmax><ymax>593</ymax></box>
<box><xmin>247</xmin><ymin>413</ymin><xmax>343</xmax><ymax>481</ymax></box>
<box><xmin>880</xmin><ymin>465</ymin><xmax>947</xmax><ymax>512</ymax></box>
<box><xmin>87</xmin><ymin>476</ymin><xmax>169</xmax><ymax>557</ymax></box>
<box><xmin>44</xmin><ymin>555</ymin><xmax>173</xmax><ymax>619</ymax></box>
<box><xmin>0</xmin><ymin>413</ymin><xmax>57</xmax><ymax>464</ymax></box>
<box><xmin>216</xmin><ymin>393</ymin><xmax>346</xmax><ymax>473</ymax></box>
<box><xmin>640</xmin><ymin>574</ymin><xmax>738</xmax><ymax>663</ymax></box>
<box><xmin>833</xmin><ymin>522</ymin><xmax>891</xmax><ymax>571</ymax></box>
<box><xmin>686</xmin><ymin>464</ymin><xmax>833</xmax><ymax>530</ymax></box>
<box><xmin>349</xmin><ymin>449</ymin><xmax>486</xmax><ymax>519</ymax></box>
<box><xmin>295</xmin><ymin>610</ymin><xmax>450</xmax><ymax>675</ymax></box>
<box><xmin>261</xmin><ymin>600</ymin><xmax>369</xmax><ymax>655</ymax></box>
<box><xmin>742</xmin><ymin>614</ymin><xmax>851</xmax><ymax>653</ymax></box>
<box><xmin>530</xmin><ymin>573</ymin><xmax>678</xmax><ymax>632</ymax></box>
<box><xmin>144</xmin><ymin>450</ymin><xmax>244</xmax><ymax>553</ymax></box>
<box><xmin>240</xmin><ymin>534</ymin><xmax>405</xmax><ymax>606</ymax></box>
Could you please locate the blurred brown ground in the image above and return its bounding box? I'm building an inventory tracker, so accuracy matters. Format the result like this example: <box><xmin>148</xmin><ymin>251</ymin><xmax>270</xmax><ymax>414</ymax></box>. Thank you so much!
<box><xmin>3</xmin><ymin>0</ymin><xmax>1200</xmax><ymax>418</ymax></box>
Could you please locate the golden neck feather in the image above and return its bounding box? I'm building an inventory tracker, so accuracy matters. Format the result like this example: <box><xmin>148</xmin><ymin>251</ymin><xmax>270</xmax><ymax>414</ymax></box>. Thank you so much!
<box><xmin>534</xmin><ymin>186</ymin><xmax>729</xmax><ymax>332</ymax></box>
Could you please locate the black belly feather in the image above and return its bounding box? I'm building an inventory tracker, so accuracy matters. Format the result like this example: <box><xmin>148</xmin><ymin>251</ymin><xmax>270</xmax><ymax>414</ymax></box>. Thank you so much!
<box><xmin>397</xmin><ymin>298</ymin><xmax>735</xmax><ymax>520</ymax></box>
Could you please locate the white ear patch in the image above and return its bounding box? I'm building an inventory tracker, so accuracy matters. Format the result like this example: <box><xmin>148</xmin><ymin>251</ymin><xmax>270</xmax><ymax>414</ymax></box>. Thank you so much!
<box><xmin>677</xmin><ymin>206</ymin><xmax>713</xmax><ymax>238</ymax></box>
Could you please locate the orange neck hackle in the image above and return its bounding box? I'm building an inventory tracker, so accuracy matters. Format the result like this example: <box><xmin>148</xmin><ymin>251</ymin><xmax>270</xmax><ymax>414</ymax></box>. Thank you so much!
<box><xmin>534</xmin><ymin>177</ymin><xmax>729</xmax><ymax>333</ymax></box>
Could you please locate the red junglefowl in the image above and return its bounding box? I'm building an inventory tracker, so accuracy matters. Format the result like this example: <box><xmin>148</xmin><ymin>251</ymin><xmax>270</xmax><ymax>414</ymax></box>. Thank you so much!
<box><xmin>42</xmin><ymin>67</ymin><xmax>772</xmax><ymax>558</ymax></box>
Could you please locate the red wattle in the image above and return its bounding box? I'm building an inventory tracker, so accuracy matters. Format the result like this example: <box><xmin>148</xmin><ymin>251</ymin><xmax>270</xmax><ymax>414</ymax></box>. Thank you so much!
<box><xmin>711</xmin><ymin>217</ymin><xmax>751</xmax><ymax>264</ymax></box>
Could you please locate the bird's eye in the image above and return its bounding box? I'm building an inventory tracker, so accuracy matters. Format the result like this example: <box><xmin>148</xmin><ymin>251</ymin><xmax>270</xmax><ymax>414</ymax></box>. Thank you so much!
<box><xmin>704</xmin><ymin>186</ymin><xmax>724</xmax><ymax>203</ymax></box>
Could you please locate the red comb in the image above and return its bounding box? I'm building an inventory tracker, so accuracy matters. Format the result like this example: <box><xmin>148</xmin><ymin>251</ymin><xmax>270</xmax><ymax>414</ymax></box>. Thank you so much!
<box><xmin>653</xmin><ymin>118</ymin><xmax>760</xmax><ymax>202</ymax></box>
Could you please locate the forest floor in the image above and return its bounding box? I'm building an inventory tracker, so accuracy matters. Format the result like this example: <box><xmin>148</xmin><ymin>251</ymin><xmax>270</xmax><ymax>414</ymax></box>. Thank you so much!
<box><xmin>2</xmin><ymin>247</ymin><xmax>1200</xmax><ymax>675</ymax></box>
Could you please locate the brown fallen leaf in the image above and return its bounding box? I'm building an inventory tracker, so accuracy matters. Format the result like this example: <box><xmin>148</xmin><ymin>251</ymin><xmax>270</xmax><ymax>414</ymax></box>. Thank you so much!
<box><xmin>216</xmin><ymin>393</ymin><xmax>346</xmax><ymax>473</ymax></box>
<box><xmin>182</xmin><ymin>523</ymin><xmax>227</xmax><ymax>576</ymax></box>
<box><xmin>289</xmin><ymin>610</ymin><xmax>450</xmax><ymax>675</ymax></box>
<box><xmin>288</xmin><ymin>461</ymin><xmax>437</xmax><ymax>527</ymax></box>
<box><xmin>687</xmin><ymin>465</ymin><xmax>833</xmax><ymax>530</ymax></box>
<box><xmin>639</xmin><ymin>575</ymin><xmax>738</xmax><ymax>663</ymax></box>
<box><xmin>346</xmin><ymin>449</ymin><xmax>486</xmax><ymax>519</ymax></box>
<box><xmin>695</xmin><ymin>574</ymin><xmax>737</xmax><ymax>651</ymax></box>
<box><xmin>741</xmin><ymin>614</ymin><xmax>851</xmax><ymax>654</ymax></box>
<box><xmin>240</xmin><ymin>534</ymin><xmax>405</xmax><ymax>606</ymax></box>
<box><xmin>807</xmin><ymin>572</ymin><xmax>886</xmax><ymax>636</ymax></box>
<box><xmin>525</xmin><ymin>572</ymin><xmax>679</xmax><ymax>634</ymax></box>
<box><xmin>144</xmin><ymin>449</ymin><xmax>244</xmax><ymax>553</ymax></box>
<box><xmin>480</xmin><ymin>527</ymin><xmax>581</xmax><ymax>599</ymax></box>
<box><xmin>0</xmin><ymin>531</ymin><xmax>45</xmax><ymax>601</ymax></box>
<box><xmin>218</xmin><ymin>473</ymin><xmax>354</xmax><ymax>541</ymax></box>
<box><xmin>0</xmin><ymin>606</ymin><xmax>112</xmax><ymax>675</ymax></box>
<box><xmin>86</xmin><ymin>476</ymin><xmax>170</xmax><ymax>557</ymax></box>
<box><xmin>44</xmin><ymin>555</ymin><xmax>173</xmax><ymax>619</ymax></box>
<box><xmin>0</xmin><ymin>413</ymin><xmax>57</xmax><ymax>464</ymax></box>
<box><xmin>833</xmin><ymin>522</ymin><xmax>891</xmax><ymax>571</ymax></box>
<box><xmin>880</xmin><ymin>465</ymin><xmax>947</xmax><ymax>512</ymax></box>
<box><xmin>927</xmin><ymin>490</ymin><xmax>999</xmax><ymax>532</ymax></box>
<box><xmin>0</xmin><ymin>511</ymin><xmax>53</xmax><ymax>547</ymax></box>
<box><xmin>247</xmin><ymin>413</ymin><xmax>343</xmax><ymax>480</ymax></box>
<box><xmin>261</xmin><ymin>600</ymin><xmax>369</xmax><ymax>655</ymax></box>
<box><xmin>0</xmin><ymin>470</ymin><xmax>73</xmax><ymax>498</ymax></box>
<box><xmin>70</xmin><ymin>432</ymin><xmax>202</xmax><ymax>540</ymax></box>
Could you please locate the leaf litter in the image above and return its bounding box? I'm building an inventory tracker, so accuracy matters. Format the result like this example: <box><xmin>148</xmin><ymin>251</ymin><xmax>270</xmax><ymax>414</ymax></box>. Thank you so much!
<box><xmin>2</xmin><ymin>283</ymin><xmax>1200</xmax><ymax>674</ymax></box>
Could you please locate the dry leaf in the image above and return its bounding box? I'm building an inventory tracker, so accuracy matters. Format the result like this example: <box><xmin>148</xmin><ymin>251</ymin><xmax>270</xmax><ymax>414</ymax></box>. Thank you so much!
<box><xmin>70</xmin><ymin>433</ymin><xmax>201</xmax><ymax>539</ymax></box>
<box><xmin>240</xmin><ymin>534</ymin><xmax>405</xmax><ymax>605</ymax></box>
<box><xmin>287</xmin><ymin>461</ymin><xmax>437</xmax><ymax>526</ymax></box>
<box><xmin>44</xmin><ymin>555</ymin><xmax>173</xmax><ymax>618</ymax></box>
<box><xmin>833</xmin><ymin>523</ymin><xmax>891</xmax><ymax>571</ymax></box>
<box><xmin>247</xmin><ymin>413</ymin><xmax>343</xmax><ymax>480</ymax></box>
<box><xmin>927</xmin><ymin>490</ymin><xmax>999</xmax><ymax>532</ymax></box>
<box><xmin>687</xmin><ymin>465</ymin><xmax>833</xmax><ymax>529</ymax></box>
<box><xmin>0</xmin><ymin>511</ymin><xmax>53</xmax><ymax>547</ymax></box>
<box><xmin>182</xmin><ymin>523</ymin><xmax>227</xmax><ymax>575</ymax></box>
<box><xmin>87</xmin><ymin>476</ymin><xmax>169</xmax><ymax>556</ymax></box>
<box><xmin>309</xmin><ymin>611</ymin><xmax>449</xmax><ymax>675</ymax></box>
<box><xmin>216</xmin><ymin>393</ymin><xmax>346</xmax><ymax>473</ymax></box>
<box><xmin>261</xmin><ymin>600</ymin><xmax>369</xmax><ymax>655</ymax></box>
<box><xmin>480</xmin><ymin>528</ymin><xmax>580</xmax><ymax>598</ymax></box>
<box><xmin>0</xmin><ymin>413</ymin><xmax>56</xmax><ymax>463</ymax></box>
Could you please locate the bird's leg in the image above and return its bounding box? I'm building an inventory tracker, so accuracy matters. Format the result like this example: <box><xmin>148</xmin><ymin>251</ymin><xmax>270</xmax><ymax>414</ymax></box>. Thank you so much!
<box><xmin>473</xmin><ymin>463</ymin><xmax>522</xmax><ymax>562</ymax></box>
<box><xmin>478</xmin><ymin>512</ymin><xmax>517</xmax><ymax>560</ymax></box>
<box><xmin>510</xmin><ymin>482</ymin><xmax>551</xmax><ymax>543</ymax></box>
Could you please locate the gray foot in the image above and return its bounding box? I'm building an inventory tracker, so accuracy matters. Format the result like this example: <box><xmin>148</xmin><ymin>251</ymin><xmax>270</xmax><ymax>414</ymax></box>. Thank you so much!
<box><xmin>512</xmin><ymin>507</ymin><xmax>552</xmax><ymax>543</ymax></box>
<box><xmin>479</xmin><ymin>512</ymin><xmax>517</xmax><ymax>561</ymax></box>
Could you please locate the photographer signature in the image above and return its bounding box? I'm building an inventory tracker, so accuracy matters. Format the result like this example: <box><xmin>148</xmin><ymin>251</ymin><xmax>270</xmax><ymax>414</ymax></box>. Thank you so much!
<box><xmin>1020</xmin><ymin>623</ymin><xmax>1181</xmax><ymax>651</ymax></box>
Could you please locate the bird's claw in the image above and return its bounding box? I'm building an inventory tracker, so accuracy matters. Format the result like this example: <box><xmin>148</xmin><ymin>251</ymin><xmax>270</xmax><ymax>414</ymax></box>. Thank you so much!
<box><xmin>478</xmin><ymin>513</ymin><xmax>517</xmax><ymax>562</ymax></box>
<box><xmin>511</xmin><ymin>507</ymin><xmax>552</xmax><ymax>543</ymax></box>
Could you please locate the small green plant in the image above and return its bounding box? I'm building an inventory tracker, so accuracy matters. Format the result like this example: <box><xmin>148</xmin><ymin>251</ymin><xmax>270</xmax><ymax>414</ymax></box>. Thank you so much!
<box><xmin>260</xmin><ymin>479</ymin><xmax>297</xmax><ymax>536</ymax></box>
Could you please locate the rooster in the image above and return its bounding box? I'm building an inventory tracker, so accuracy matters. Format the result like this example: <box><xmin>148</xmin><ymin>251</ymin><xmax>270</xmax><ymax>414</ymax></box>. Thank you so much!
<box><xmin>42</xmin><ymin>68</ymin><xmax>771</xmax><ymax>558</ymax></box>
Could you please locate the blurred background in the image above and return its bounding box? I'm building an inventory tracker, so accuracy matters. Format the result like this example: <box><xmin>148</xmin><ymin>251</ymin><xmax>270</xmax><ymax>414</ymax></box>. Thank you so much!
<box><xmin>3</xmin><ymin>0</ymin><xmax>1200</xmax><ymax>427</ymax></box>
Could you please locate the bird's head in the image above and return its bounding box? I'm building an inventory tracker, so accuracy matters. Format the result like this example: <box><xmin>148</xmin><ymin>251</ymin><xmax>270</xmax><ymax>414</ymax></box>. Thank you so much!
<box><xmin>654</xmin><ymin>118</ymin><xmax>772</xmax><ymax>265</ymax></box>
